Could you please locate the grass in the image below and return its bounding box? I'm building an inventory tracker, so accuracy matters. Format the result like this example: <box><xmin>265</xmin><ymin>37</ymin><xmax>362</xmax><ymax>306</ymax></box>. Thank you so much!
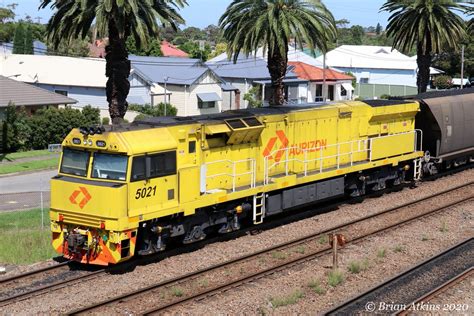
<box><xmin>328</xmin><ymin>270</ymin><xmax>344</xmax><ymax>287</ymax></box>
<box><xmin>348</xmin><ymin>259</ymin><xmax>369</xmax><ymax>274</ymax></box>
<box><xmin>440</xmin><ymin>222</ymin><xmax>449</xmax><ymax>233</ymax></box>
<box><xmin>0</xmin><ymin>157</ymin><xmax>59</xmax><ymax>175</ymax></box>
<box><xmin>318</xmin><ymin>235</ymin><xmax>328</xmax><ymax>244</ymax></box>
<box><xmin>271</xmin><ymin>251</ymin><xmax>288</xmax><ymax>260</ymax></box>
<box><xmin>170</xmin><ymin>287</ymin><xmax>184</xmax><ymax>297</ymax></box>
<box><xmin>308</xmin><ymin>280</ymin><xmax>325</xmax><ymax>295</ymax></box>
<box><xmin>294</xmin><ymin>246</ymin><xmax>305</xmax><ymax>254</ymax></box>
<box><xmin>0</xmin><ymin>209</ymin><xmax>56</xmax><ymax>265</ymax></box>
<box><xmin>377</xmin><ymin>248</ymin><xmax>386</xmax><ymax>258</ymax></box>
<box><xmin>393</xmin><ymin>245</ymin><xmax>405</xmax><ymax>253</ymax></box>
<box><xmin>0</xmin><ymin>149</ymin><xmax>54</xmax><ymax>162</ymax></box>
<box><xmin>270</xmin><ymin>290</ymin><xmax>304</xmax><ymax>308</ymax></box>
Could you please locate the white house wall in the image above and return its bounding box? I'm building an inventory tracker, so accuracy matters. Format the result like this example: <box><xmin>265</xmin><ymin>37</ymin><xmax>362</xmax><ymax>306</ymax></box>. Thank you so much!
<box><xmin>334</xmin><ymin>67</ymin><xmax>416</xmax><ymax>87</ymax></box>
<box><xmin>153</xmin><ymin>73</ymin><xmax>224</xmax><ymax>116</ymax></box>
<box><xmin>35</xmin><ymin>83</ymin><xmax>109</xmax><ymax>108</ymax></box>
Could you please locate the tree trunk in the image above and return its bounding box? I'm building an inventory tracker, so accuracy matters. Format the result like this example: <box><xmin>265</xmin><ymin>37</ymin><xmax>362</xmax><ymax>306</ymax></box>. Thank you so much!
<box><xmin>416</xmin><ymin>39</ymin><xmax>432</xmax><ymax>94</ymax></box>
<box><xmin>105</xmin><ymin>19</ymin><xmax>131</xmax><ymax>124</ymax></box>
<box><xmin>267</xmin><ymin>46</ymin><xmax>288</xmax><ymax>106</ymax></box>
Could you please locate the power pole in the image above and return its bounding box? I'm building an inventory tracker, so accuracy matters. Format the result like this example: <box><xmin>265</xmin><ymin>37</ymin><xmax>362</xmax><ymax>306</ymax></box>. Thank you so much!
<box><xmin>322</xmin><ymin>53</ymin><xmax>327</xmax><ymax>102</ymax></box>
<box><xmin>163</xmin><ymin>77</ymin><xmax>168</xmax><ymax>116</ymax></box>
<box><xmin>460</xmin><ymin>45</ymin><xmax>464</xmax><ymax>89</ymax></box>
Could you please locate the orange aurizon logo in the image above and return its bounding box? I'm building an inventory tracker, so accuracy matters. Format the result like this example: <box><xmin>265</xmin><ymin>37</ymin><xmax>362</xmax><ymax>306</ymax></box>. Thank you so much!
<box><xmin>263</xmin><ymin>130</ymin><xmax>328</xmax><ymax>162</ymax></box>
<box><xmin>69</xmin><ymin>187</ymin><xmax>92</xmax><ymax>209</ymax></box>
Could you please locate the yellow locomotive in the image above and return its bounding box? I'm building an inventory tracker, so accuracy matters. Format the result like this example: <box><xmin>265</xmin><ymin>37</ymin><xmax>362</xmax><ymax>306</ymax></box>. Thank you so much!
<box><xmin>50</xmin><ymin>100</ymin><xmax>423</xmax><ymax>265</ymax></box>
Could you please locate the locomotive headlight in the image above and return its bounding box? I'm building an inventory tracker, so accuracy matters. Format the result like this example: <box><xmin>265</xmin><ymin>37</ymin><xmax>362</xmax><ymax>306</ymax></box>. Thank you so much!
<box><xmin>83</xmin><ymin>140</ymin><xmax>87</xmax><ymax>145</ymax></box>
<box><xmin>96</xmin><ymin>140</ymin><xmax>106</xmax><ymax>148</ymax></box>
<box><xmin>88</xmin><ymin>139</ymin><xmax>93</xmax><ymax>146</ymax></box>
<box><xmin>72</xmin><ymin>138</ymin><xmax>81</xmax><ymax>145</ymax></box>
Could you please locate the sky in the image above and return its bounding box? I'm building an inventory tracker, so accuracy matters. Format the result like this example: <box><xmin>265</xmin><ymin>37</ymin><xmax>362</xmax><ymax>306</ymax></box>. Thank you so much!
<box><xmin>6</xmin><ymin>0</ymin><xmax>393</xmax><ymax>28</ymax></box>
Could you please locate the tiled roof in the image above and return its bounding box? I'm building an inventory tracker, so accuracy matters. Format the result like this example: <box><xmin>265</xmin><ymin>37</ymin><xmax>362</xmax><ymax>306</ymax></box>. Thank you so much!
<box><xmin>288</xmin><ymin>62</ymin><xmax>354</xmax><ymax>81</ymax></box>
<box><xmin>161</xmin><ymin>41</ymin><xmax>189</xmax><ymax>58</ymax></box>
<box><xmin>0</xmin><ymin>75</ymin><xmax>77</xmax><ymax>107</ymax></box>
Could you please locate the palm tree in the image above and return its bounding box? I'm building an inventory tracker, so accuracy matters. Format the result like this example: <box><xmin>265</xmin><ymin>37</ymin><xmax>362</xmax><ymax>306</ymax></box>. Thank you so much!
<box><xmin>39</xmin><ymin>0</ymin><xmax>187</xmax><ymax>123</ymax></box>
<box><xmin>219</xmin><ymin>0</ymin><xmax>336</xmax><ymax>105</ymax></box>
<box><xmin>381</xmin><ymin>0</ymin><xmax>467</xmax><ymax>93</ymax></box>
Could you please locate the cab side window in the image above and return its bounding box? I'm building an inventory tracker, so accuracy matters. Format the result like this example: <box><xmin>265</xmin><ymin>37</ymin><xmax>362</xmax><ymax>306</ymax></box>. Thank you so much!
<box><xmin>131</xmin><ymin>151</ymin><xmax>176</xmax><ymax>181</ymax></box>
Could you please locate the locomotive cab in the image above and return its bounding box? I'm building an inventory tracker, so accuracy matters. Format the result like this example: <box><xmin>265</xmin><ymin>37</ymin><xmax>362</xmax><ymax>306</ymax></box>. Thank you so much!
<box><xmin>50</xmin><ymin>126</ymin><xmax>179</xmax><ymax>265</ymax></box>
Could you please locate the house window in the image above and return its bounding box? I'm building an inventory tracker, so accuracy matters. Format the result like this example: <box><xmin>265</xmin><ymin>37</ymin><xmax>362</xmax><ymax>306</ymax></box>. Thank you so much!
<box><xmin>198</xmin><ymin>100</ymin><xmax>216</xmax><ymax>109</ymax></box>
<box><xmin>360</xmin><ymin>78</ymin><xmax>369</xmax><ymax>84</ymax></box>
<box><xmin>315</xmin><ymin>85</ymin><xmax>322</xmax><ymax>96</ymax></box>
<box><xmin>341</xmin><ymin>85</ymin><xmax>347</xmax><ymax>96</ymax></box>
<box><xmin>55</xmin><ymin>90</ymin><xmax>68</xmax><ymax>96</ymax></box>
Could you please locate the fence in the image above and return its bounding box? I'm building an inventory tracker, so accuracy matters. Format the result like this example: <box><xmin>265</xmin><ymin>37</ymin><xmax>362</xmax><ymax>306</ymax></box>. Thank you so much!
<box><xmin>355</xmin><ymin>83</ymin><xmax>418</xmax><ymax>99</ymax></box>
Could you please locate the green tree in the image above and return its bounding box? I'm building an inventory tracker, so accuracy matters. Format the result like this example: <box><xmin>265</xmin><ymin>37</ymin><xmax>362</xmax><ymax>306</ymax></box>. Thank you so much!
<box><xmin>47</xmin><ymin>37</ymin><xmax>91</xmax><ymax>57</ymax></box>
<box><xmin>243</xmin><ymin>86</ymin><xmax>263</xmax><ymax>108</ymax></box>
<box><xmin>381</xmin><ymin>0</ymin><xmax>467</xmax><ymax>93</ymax></box>
<box><xmin>24</xmin><ymin>26</ymin><xmax>34</xmax><ymax>54</ymax></box>
<box><xmin>210</xmin><ymin>42</ymin><xmax>227</xmax><ymax>59</ymax></box>
<box><xmin>127</xmin><ymin>37</ymin><xmax>163</xmax><ymax>57</ymax></box>
<box><xmin>81</xmin><ymin>105</ymin><xmax>101</xmax><ymax>125</ymax></box>
<box><xmin>375</xmin><ymin>22</ymin><xmax>382</xmax><ymax>35</ymax></box>
<box><xmin>40</xmin><ymin>0</ymin><xmax>187</xmax><ymax>124</ymax></box>
<box><xmin>2</xmin><ymin>104</ymin><xmax>31</xmax><ymax>152</ymax></box>
<box><xmin>179</xmin><ymin>40</ymin><xmax>211</xmax><ymax>60</ymax></box>
<box><xmin>350</xmin><ymin>25</ymin><xmax>364</xmax><ymax>45</ymax></box>
<box><xmin>220</xmin><ymin>0</ymin><xmax>336</xmax><ymax>105</ymax></box>
<box><xmin>12</xmin><ymin>22</ymin><xmax>25</xmax><ymax>54</ymax></box>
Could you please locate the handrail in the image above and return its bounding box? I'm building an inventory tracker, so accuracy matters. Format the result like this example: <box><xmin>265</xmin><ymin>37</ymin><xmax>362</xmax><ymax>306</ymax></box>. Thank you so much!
<box><xmin>204</xmin><ymin>158</ymin><xmax>256</xmax><ymax>192</ymax></box>
<box><xmin>264</xmin><ymin>130</ymin><xmax>423</xmax><ymax>184</ymax></box>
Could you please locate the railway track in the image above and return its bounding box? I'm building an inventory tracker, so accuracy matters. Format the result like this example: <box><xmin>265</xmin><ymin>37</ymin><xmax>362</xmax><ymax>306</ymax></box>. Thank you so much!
<box><xmin>325</xmin><ymin>238</ymin><xmax>473</xmax><ymax>315</ymax></box>
<box><xmin>67</xmin><ymin>182</ymin><xmax>473</xmax><ymax>315</ymax></box>
<box><xmin>0</xmin><ymin>261</ymin><xmax>105</xmax><ymax>307</ymax></box>
<box><xmin>397</xmin><ymin>268</ymin><xmax>473</xmax><ymax>316</ymax></box>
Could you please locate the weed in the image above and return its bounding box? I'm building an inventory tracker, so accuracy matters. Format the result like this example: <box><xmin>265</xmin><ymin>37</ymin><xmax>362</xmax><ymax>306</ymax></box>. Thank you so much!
<box><xmin>328</xmin><ymin>270</ymin><xmax>344</xmax><ymax>287</ymax></box>
<box><xmin>318</xmin><ymin>235</ymin><xmax>328</xmax><ymax>244</ymax></box>
<box><xmin>421</xmin><ymin>235</ymin><xmax>429</xmax><ymax>241</ymax></box>
<box><xmin>271</xmin><ymin>251</ymin><xmax>288</xmax><ymax>260</ymax></box>
<box><xmin>393</xmin><ymin>245</ymin><xmax>405</xmax><ymax>253</ymax></box>
<box><xmin>198</xmin><ymin>278</ymin><xmax>209</xmax><ymax>287</ymax></box>
<box><xmin>295</xmin><ymin>246</ymin><xmax>306</xmax><ymax>254</ymax></box>
<box><xmin>440</xmin><ymin>222</ymin><xmax>449</xmax><ymax>232</ymax></box>
<box><xmin>171</xmin><ymin>287</ymin><xmax>184</xmax><ymax>297</ymax></box>
<box><xmin>377</xmin><ymin>248</ymin><xmax>386</xmax><ymax>258</ymax></box>
<box><xmin>347</xmin><ymin>261</ymin><xmax>359</xmax><ymax>274</ymax></box>
<box><xmin>270</xmin><ymin>290</ymin><xmax>304</xmax><ymax>308</ymax></box>
<box><xmin>308</xmin><ymin>280</ymin><xmax>325</xmax><ymax>294</ymax></box>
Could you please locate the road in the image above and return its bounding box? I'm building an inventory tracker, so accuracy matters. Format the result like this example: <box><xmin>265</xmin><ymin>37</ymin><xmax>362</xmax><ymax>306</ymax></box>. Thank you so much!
<box><xmin>0</xmin><ymin>169</ymin><xmax>57</xmax><ymax>194</ymax></box>
<box><xmin>0</xmin><ymin>170</ymin><xmax>57</xmax><ymax>212</ymax></box>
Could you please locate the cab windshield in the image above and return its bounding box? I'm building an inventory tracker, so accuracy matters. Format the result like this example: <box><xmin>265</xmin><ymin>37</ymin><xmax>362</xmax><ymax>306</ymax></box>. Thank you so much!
<box><xmin>60</xmin><ymin>148</ymin><xmax>90</xmax><ymax>177</ymax></box>
<box><xmin>92</xmin><ymin>153</ymin><xmax>128</xmax><ymax>181</ymax></box>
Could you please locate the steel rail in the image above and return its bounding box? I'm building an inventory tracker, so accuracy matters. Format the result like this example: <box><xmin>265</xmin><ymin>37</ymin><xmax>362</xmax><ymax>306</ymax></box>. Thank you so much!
<box><xmin>325</xmin><ymin>238</ymin><xmax>473</xmax><ymax>316</ymax></box>
<box><xmin>397</xmin><ymin>268</ymin><xmax>474</xmax><ymax>316</ymax></box>
<box><xmin>68</xmin><ymin>182</ymin><xmax>473</xmax><ymax>315</ymax></box>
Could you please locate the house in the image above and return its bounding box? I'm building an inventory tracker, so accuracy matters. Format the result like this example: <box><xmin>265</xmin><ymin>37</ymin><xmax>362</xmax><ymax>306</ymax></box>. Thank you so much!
<box><xmin>0</xmin><ymin>75</ymin><xmax>76</xmax><ymax>120</ymax></box>
<box><xmin>207</xmin><ymin>55</ymin><xmax>309</xmax><ymax>108</ymax></box>
<box><xmin>160</xmin><ymin>41</ymin><xmax>189</xmax><ymax>58</ymax></box>
<box><xmin>288</xmin><ymin>62</ymin><xmax>354</xmax><ymax>102</ymax></box>
<box><xmin>315</xmin><ymin>45</ymin><xmax>444</xmax><ymax>98</ymax></box>
<box><xmin>0</xmin><ymin>53</ymin><xmax>153</xmax><ymax>121</ymax></box>
<box><xmin>131</xmin><ymin>56</ymin><xmax>234</xmax><ymax>116</ymax></box>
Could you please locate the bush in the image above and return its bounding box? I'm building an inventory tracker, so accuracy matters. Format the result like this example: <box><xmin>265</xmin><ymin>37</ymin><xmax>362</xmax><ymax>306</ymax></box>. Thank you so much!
<box><xmin>129</xmin><ymin>102</ymin><xmax>178</xmax><ymax>118</ymax></box>
<box><xmin>2</xmin><ymin>104</ymin><xmax>31</xmax><ymax>152</ymax></box>
<box><xmin>328</xmin><ymin>270</ymin><xmax>344</xmax><ymax>287</ymax></box>
<box><xmin>433</xmin><ymin>75</ymin><xmax>453</xmax><ymax>89</ymax></box>
<box><xmin>101</xmin><ymin>117</ymin><xmax>110</xmax><ymax>125</ymax></box>
<box><xmin>2</xmin><ymin>105</ymin><xmax>101</xmax><ymax>152</ymax></box>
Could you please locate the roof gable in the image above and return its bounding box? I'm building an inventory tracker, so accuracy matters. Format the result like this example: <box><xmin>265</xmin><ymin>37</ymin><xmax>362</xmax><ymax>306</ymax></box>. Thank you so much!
<box><xmin>288</xmin><ymin>62</ymin><xmax>353</xmax><ymax>81</ymax></box>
